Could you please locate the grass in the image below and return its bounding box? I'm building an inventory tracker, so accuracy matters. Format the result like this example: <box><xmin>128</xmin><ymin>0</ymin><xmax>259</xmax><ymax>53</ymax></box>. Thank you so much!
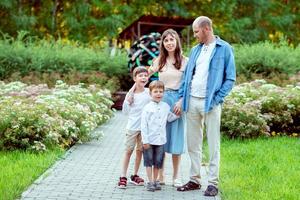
<box><xmin>220</xmin><ymin>136</ymin><xmax>300</xmax><ymax>200</ymax></box>
<box><xmin>0</xmin><ymin>148</ymin><xmax>64</xmax><ymax>200</ymax></box>
<box><xmin>1</xmin><ymin>137</ymin><xmax>298</xmax><ymax>200</ymax></box>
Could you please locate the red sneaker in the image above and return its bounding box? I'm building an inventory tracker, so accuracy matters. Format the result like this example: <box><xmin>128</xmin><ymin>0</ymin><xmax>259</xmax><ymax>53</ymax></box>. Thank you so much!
<box><xmin>130</xmin><ymin>174</ymin><xmax>144</xmax><ymax>186</ymax></box>
<box><xmin>118</xmin><ymin>177</ymin><xmax>127</xmax><ymax>189</ymax></box>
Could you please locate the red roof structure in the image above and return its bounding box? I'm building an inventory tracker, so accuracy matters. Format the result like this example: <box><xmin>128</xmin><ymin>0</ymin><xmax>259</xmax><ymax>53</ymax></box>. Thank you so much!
<box><xmin>118</xmin><ymin>15</ymin><xmax>194</xmax><ymax>47</ymax></box>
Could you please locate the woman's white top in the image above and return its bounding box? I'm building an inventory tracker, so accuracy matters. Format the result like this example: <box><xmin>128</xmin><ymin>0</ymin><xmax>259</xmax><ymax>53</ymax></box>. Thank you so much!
<box><xmin>150</xmin><ymin>56</ymin><xmax>188</xmax><ymax>90</ymax></box>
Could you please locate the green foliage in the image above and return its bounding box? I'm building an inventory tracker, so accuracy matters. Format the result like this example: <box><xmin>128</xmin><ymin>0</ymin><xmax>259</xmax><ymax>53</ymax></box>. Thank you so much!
<box><xmin>1</xmin><ymin>0</ymin><xmax>300</xmax><ymax>44</ymax></box>
<box><xmin>222</xmin><ymin>80</ymin><xmax>300</xmax><ymax>139</ymax></box>
<box><xmin>234</xmin><ymin>41</ymin><xmax>300</xmax><ymax>78</ymax></box>
<box><xmin>4</xmin><ymin>71</ymin><xmax>120</xmax><ymax>93</ymax></box>
<box><xmin>0</xmin><ymin>81</ymin><xmax>114</xmax><ymax>152</ymax></box>
<box><xmin>0</xmin><ymin>34</ymin><xmax>128</xmax><ymax>90</ymax></box>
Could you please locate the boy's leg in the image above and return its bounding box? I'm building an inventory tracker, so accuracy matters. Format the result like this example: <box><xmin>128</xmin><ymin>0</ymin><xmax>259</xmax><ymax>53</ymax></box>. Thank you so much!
<box><xmin>157</xmin><ymin>153</ymin><xmax>165</xmax><ymax>184</ymax></box>
<box><xmin>133</xmin><ymin>132</ymin><xmax>143</xmax><ymax>175</ymax></box>
<box><xmin>153</xmin><ymin>145</ymin><xmax>164</xmax><ymax>190</ymax></box>
<box><xmin>143</xmin><ymin>145</ymin><xmax>154</xmax><ymax>183</ymax></box>
<box><xmin>121</xmin><ymin>149</ymin><xmax>133</xmax><ymax>177</ymax></box>
<box><xmin>153</xmin><ymin>167</ymin><xmax>161</xmax><ymax>190</ymax></box>
<box><xmin>153</xmin><ymin>167</ymin><xmax>159</xmax><ymax>182</ymax></box>
<box><xmin>121</xmin><ymin>130</ymin><xmax>137</xmax><ymax>177</ymax></box>
<box><xmin>144</xmin><ymin>146</ymin><xmax>155</xmax><ymax>192</ymax></box>
<box><xmin>118</xmin><ymin>148</ymin><xmax>133</xmax><ymax>188</ymax></box>
<box><xmin>146</xmin><ymin>167</ymin><xmax>153</xmax><ymax>183</ymax></box>
<box><xmin>130</xmin><ymin>132</ymin><xmax>144</xmax><ymax>185</ymax></box>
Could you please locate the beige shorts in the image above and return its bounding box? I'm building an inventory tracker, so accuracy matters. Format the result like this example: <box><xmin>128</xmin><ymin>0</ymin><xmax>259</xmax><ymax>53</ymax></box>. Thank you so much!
<box><xmin>125</xmin><ymin>130</ymin><xmax>142</xmax><ymax>151</ymax></box>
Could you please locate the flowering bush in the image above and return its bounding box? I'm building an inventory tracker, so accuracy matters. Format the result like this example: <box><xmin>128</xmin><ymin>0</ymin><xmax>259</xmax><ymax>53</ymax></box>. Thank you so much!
<box><xmin>222</xmin><ymin>80</ymin><xmax>300</xmax><ymax>139</ymax></box>
<box><xmin>0</xmin><ymin>81</ymin><xmax>113</xmax><ymax>151</ymax></box>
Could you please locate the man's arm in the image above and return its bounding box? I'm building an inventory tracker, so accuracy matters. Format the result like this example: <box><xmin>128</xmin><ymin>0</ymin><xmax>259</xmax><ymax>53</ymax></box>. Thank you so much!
<box><xmin>214</xmin><ymin>45</ymin><xmax>236</xmax><ymax>104</ymax></box>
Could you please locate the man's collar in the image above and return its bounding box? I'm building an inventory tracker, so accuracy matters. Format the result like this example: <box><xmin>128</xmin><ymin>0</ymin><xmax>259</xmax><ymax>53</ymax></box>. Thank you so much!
<box><xmin>198</xmin><ymin>36</ymin><xmax>222</xmax><ymax>47</ymax></box>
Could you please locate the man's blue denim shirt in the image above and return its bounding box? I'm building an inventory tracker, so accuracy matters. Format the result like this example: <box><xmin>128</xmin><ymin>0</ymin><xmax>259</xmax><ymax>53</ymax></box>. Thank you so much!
<box><xmin>178</xmin><ymin>36</ymin><xmax>236</xmax><ymax>113</ymax></box>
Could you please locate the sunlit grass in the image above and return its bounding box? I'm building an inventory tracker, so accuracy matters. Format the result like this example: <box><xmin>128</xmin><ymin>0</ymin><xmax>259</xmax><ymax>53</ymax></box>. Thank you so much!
<box><xmin>220</xmin><ymin>137</ymin><xmax>300</xmax><ymax>200</ymax></box>
<box><xmin>0</xmin><ymin>148</ymin><xmax>64</xmax><ymax>200</ymax></box>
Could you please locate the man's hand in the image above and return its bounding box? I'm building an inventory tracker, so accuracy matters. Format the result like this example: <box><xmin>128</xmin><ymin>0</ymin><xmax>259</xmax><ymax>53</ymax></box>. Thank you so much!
<box><xmin>143</xmin><ymin>144</ymin><xmax>150</xmax><ymax>150</ymax></box>
<box><xmin>173</xmin><ymin>98</ymin><xmax>183</xmax><ymax>115</ymax></box>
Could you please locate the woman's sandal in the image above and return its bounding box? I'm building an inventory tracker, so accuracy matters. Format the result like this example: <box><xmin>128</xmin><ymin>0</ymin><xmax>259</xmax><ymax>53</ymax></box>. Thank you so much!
<box><xmin>177</xmin><ymin>181</ymin><xmax>201</xmax><ymax>192</ymax></box>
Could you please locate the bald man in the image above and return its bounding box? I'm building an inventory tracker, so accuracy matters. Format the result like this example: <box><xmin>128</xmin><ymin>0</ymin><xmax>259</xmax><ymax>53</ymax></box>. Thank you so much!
<box><xmin>176</xmin><ymin>16</ymin><xmax>236</xmax><ymax>196</ymax></box>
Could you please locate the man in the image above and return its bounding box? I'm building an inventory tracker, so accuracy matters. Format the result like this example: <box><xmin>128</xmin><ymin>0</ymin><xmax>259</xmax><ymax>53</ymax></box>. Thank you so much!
<box><xmin>175</xmin><ymin>16</ymin><xmax>236</xmax><ymax>196</ymax></box>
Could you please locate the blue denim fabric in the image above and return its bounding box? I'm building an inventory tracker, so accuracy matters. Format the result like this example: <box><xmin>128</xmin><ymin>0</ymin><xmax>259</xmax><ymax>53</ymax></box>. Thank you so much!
<box><xmin>162</xmin><ymin>90</ymin><xmax>184</xmax><ymax>154</ymax></box>
<box><xmin>178</xmin><ymin>36</ymin><xmax>236</xmax><ymax>113</ymax></box>
<box><xmin>143</xmin><ymin>145</ymin><xmax>164</xmax><ymax>168</ymax></box>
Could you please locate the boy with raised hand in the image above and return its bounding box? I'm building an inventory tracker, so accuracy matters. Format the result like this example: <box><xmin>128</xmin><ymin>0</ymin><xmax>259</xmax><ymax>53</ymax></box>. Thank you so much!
<box><xmin>118</xmin><ymin>67</ymin><xmax>151</xmax><ymax>189</ymax></box>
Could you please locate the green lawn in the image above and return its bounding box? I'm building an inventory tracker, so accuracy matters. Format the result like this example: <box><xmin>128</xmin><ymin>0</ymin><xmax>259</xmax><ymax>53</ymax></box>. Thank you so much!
<box><xmin>1</xmin><ymin>137</ymin><xmax>298</xmax><ymax>200</ymax></box>
<box><xmin>220</xmin><ymin>137</ymin><xmax>300</xmax><ymax>200</ymax></box>
<box><xmin>0</xmin><ymin>148</ymin><xmax>64</xmax><ymax>200</ymax></box>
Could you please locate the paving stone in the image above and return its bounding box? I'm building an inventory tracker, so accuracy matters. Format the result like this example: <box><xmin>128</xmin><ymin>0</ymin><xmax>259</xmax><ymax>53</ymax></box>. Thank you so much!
<box><xmin>21</xmin><ymin>111</ymin><xmax>221</xmax><ymax>200</ymax></box>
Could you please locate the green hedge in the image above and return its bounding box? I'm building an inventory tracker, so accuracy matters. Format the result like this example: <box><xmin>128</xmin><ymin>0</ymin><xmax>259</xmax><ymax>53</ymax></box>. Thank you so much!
<box><xmin>0</xmin><ymin>35</ymin><xmax>128</xmax><ymax>80</ymax></box>
<box><xmin>1</xmin><ymin>35</ymin><xmax>299</xmax><ymax>91</ymax></box>
<box><xmin>234</xmin><ymin>41</ymin><xmax>300</xmax><ymax>77</ymax></box>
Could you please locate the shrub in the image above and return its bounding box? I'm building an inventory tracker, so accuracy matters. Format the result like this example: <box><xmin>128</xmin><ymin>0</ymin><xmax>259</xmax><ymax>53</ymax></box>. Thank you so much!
<box><xmin>0</xmin><ymin>81</ymin><xmax>114</xmax><ymax>152</ymax></box>
<box><xmin>0</xmin><ymin>34</ymin><xmax>129</xmax><ymax>89</ymax></box>
<box><xmin>234</xmin><ymin>41</ymin><xmax>300</xmax><ymax>78</ymax></box>
<box><xmin>222</xmin><ymin>80</ymin><xmax>300</xmax><ymax>139</ymax></box>
<box><xmin>4</xmin><ymin>71</ymin><xmax>120</xmax><ymax>93</ymax></box>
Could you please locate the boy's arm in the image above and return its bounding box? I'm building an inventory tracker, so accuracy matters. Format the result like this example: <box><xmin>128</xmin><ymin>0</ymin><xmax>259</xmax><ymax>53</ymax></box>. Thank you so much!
<box><xmin>140</xmin><ymin>109</ymin><xmax>150</xmax><ymax>144</ymax></box>
<box><xmin>122</xmin><ymin>92</ymin><xmax>134</xmax><ymax>114</ymax></box>
<box><xmin>122</xmin><ymin>82</ymin><xmax>138</xmax><ymax>114</ymax></box>
<box><xmin>167</xmin><ymin>111</ymin><xmax>179</xmax><ymax>122</ymax></box>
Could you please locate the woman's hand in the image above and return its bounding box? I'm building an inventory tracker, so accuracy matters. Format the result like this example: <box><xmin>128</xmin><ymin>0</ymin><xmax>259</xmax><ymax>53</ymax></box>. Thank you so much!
<box><xmin>173</xmin><ymin>98</ymin><xmax>183</xmax><ymax>115</ymax></box>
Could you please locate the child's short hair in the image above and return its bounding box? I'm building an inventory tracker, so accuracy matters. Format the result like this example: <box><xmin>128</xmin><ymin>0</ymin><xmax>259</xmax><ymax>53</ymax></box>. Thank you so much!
<box><xmin>132</xmin><ymin>66</ymin><xmax>148</xmax><ymax>77</ymax></box>
<box><xmin>149</xmin><ymin>80</ymin><xmax>165</xmax><ymax>92</ymax></box>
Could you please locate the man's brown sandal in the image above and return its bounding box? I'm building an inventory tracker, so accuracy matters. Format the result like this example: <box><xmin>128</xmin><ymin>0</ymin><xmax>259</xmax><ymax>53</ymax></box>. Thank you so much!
<box><xmin>177</xmin><ymin>181</ymin><xmax>201</xmax><ymax>192</ymax></box>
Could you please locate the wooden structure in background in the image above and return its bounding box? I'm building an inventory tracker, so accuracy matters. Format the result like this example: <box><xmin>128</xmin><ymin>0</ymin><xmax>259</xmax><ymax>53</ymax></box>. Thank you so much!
<box><xmin>118</xmin><ymin>15</ymin><xmax>194</xmax><ymax>47</ymax></box>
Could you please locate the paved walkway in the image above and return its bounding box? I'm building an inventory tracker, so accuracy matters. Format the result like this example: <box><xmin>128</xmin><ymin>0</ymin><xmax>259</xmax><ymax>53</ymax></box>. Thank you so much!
<box><xmin>21</xmin><ymin>111</ymin><xmax>221</xmax><ymax>200</ymax></box>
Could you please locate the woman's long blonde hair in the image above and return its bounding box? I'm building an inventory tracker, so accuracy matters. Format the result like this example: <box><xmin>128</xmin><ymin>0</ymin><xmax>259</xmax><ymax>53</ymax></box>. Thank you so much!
<box><xmin>158</xmin><ymin>29</ymin><xmax>183</xmax><ymax>71</ymax></box>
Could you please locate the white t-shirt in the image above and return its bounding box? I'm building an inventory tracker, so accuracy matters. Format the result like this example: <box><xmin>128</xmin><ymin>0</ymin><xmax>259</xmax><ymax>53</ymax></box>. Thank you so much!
<box><xmin>190</xmin><ymin>41</ymin><xmax>216</xmax><ymax>97</ymax></box>
<box><xmin>122</xmin><ymin>88</ymin><xmax>151</xmax><ymax>131</ymax></box>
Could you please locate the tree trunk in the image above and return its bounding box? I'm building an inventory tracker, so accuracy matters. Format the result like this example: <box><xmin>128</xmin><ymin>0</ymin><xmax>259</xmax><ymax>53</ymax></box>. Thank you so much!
<box><xmin>51</xmin><ymin>0</ymin><xmax>59</xmax><ymax>35</ymax></box>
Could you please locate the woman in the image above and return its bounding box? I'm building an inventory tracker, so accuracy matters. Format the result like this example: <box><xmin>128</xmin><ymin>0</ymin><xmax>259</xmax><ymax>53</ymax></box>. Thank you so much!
<box><xmin>148</xmin><ymin>29</ymin><xmax>188</xmax><ymax>187</ymax></box>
